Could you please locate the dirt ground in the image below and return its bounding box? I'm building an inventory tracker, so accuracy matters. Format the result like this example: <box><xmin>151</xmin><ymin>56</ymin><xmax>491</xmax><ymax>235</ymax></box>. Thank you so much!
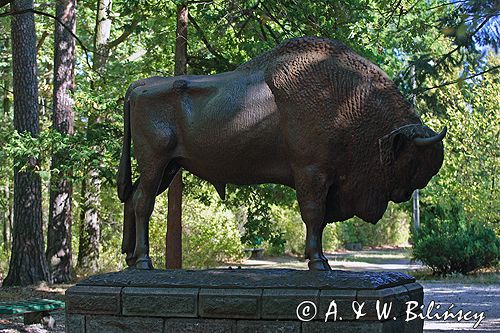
<box><xmin>0</xmin><ymin>249</ymin><xmax>498</xmax><ymax>333</ymax></box>
<box><xmin>0</xmin><ymin>284</ymin><xmax>66</xmax><ymax>333</ymax></box>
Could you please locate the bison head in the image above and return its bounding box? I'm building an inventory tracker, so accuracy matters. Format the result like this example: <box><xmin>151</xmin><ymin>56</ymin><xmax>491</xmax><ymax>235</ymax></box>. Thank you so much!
<box><xmin>379</xmin><ymin>124</ymin><xmax>446</xmax><ymax>203</ymax></box>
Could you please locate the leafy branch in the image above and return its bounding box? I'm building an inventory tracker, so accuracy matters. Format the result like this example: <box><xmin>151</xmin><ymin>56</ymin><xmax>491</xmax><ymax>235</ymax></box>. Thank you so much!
<box><xmin>188</xmin><ymin>12</ymin><xmax>236</xmax><ymax>69</ymax></box>
<box><xmin>1</xmin><ymin>8</ymin><xmax>140</xmax><ymax>73</ymax></box>
<box><xmin>0</xmin><ymin>0</ymin><xmax>13</xmax><ymax>8</ymax></box>
<box><xmin>107</xmin><ymin>18</ymin><xmax>140</xmax><ymax>50</ymax></box>
<box><xmin>0</xmin><ymin>8</ymin><xmax>93</xmax><ymax>69</ymax></box>
<box><xmin>415</xmin><ymin>65</ymin><xmax>500</xmax><ymax>94</ymax></box>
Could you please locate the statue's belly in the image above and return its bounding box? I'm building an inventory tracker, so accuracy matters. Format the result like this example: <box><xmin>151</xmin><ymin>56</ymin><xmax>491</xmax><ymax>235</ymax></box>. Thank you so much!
<box><xmin>176</xmin><ymin>114</ymin><xmax>292</xmax><ymax>186</ymax></box>
<box><xmin>179</xmin><ymin>154</ymin><xmax>293</xmax><ymax>186</ymax></box>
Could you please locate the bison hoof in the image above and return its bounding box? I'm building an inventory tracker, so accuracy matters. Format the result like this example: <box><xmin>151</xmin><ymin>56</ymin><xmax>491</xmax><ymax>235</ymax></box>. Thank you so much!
<box><xmin>125</xmin><ymin>253</ymin><xmax>137</xmax><ymax>267</ymax></box>
<box><xmin>135</xmin><ymin>257</ymin><xmax>154</xmax><ymax>270</ymax></box>
<box><xmin>308</xmin><ymin>258</ymin><xmax>331</xmax><ymax>271</ymax></box>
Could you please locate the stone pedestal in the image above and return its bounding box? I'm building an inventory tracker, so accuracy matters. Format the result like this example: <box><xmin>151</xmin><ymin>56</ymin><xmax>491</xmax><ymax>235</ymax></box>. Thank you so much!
<box><xmin>65</xmin><ymin>269</ymin><xmax>424</xmax><ymax>333</ymax></box>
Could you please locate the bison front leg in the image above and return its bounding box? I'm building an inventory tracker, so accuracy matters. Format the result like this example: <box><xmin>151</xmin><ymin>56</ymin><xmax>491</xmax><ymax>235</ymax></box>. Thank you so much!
<box><xmin>294</xmin><ymin>165</ymin><xmax>331</xmax><ymax>271</ymax></box>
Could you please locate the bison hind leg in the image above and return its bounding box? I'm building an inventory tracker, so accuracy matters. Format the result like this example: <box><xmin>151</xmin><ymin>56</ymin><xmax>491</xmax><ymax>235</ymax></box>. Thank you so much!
<box><xmin>121</xmin><ymin>156</ymin><xmax>179</xmax><ymax>268</ymax></box>
<box><xmin>122</xmin><ymin>162</ymin><xmax>180</xmax><ymax>268</ymax></box>
<box><xmin>132</xmin><ymin>147</ymin><xmax>180</xmax><ymax>269</ymax></box>
<box><xmin>122</xmin><ymin>180</ymin><xmax>139</xmax><ymax>267</ymax></box>
<box><xmin>156</xmin><ymin>161</ymin><xmax>181</xmax><ymax>196</ymax></box>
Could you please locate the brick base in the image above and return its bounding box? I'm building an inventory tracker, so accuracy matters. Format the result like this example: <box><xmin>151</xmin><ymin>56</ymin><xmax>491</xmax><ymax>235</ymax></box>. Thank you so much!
<box><xmin>65</xmin><ymin>269</ymin><xmax>424</xmax><ymax>333</ymax></box>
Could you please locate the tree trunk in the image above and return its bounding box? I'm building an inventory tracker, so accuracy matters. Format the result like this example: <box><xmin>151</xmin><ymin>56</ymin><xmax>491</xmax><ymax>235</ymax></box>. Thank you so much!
<box><xmin>166</xmin><ymin>3</ymin><xmax>188</xmax><ymax>269</ymax></box>
<box><xmin>174</xmin><ymin>4</ymin><xmax>188</xmax><ymax>77</ymax></box>
<box><xmin>93</xmin><ymin>0</ymin><xmax>111</xmax><ymax>72</ymax></box>
<box><xmin>2</xmin><ymin>184</ymin><xmax>10</xmax><ymax>251</ymax></box>
<box><xmin>2</xmin><ymin>68</ymin><xmax>12</xmax><ymax>251</ymax></box>
<box><xmin>46</xmin><ymin>0</ymin><xmax>76</xmax><ymax>283</ymax></box>
<box><xmin>1</xmin><ymin>186</ymin><xmax>5</xmax><ymax>250</ymax></box>
<box><xmin>2</xmin><ymin>60</ymin><xmax>10</xmax><ymax>118</ymax></box>
<box><xmin>3</xmin><ymin>0</ymin><xmax>50</xmax><ymax>286</ymax></box>
<box><xmin>77</xmin><ymin>175</ymin><xmax>100</xmax><ymax>272</ymax></box>
<box><xmin>77</xmin><ymin>0</ymin><xmax>111</xmax><ymax>273</ymax></box>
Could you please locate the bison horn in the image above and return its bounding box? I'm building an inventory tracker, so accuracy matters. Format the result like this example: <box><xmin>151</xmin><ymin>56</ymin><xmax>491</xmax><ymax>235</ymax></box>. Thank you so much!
<box><xmin>413</xmin><ymin>127</ymin><xmax>447</xmax><ymax>146</ymax></box>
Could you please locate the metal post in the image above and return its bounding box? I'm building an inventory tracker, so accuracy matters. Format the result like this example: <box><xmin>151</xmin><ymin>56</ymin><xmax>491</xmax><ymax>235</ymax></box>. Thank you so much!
<box><xmin>166</xmin><ymin>2</ymin><xmax>188</xmax><ymax>269</ymax></box>
<box><xmin>412</xmin><ymin>189</ymin><xmax>420</xmax><ymax>230</ymax></box>
<box><xmin>410</xmin><ymin>64</ymin><xmax>420</xmax><ymax>230</ymax></box>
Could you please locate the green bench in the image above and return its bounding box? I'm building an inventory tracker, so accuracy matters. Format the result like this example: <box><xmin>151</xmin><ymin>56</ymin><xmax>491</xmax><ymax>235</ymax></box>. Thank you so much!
<box><xmin>0</xmin><ymin>299</ymin><xmax>65</xmax><ymax>328</ymax></box>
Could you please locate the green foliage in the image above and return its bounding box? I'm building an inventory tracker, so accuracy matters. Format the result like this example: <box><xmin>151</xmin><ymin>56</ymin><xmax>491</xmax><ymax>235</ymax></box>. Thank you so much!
<box><xmin>267</xmin><ymin>205</ymin><xmax>341</xmax><ymax>256</ymax></box>
<box><xmin>183</xmin><ymin>173</ymin><xmax>292</xmax><ymax>252</ymax></box>
<box><xmin>269</xmin><ymin>205</ymin><xmax>304</xmax><ymax>256</ymax></box>
<box><xmin>323</xmin><ymin>224</ymin><xmax>342</xmax><ymax>252</ymax></box>
<box><xmin>181</xmin><ymin>200</ymin><xmax>245</xmax><ymax>268</ymax></box>
<box><xmin>410</xmin><ymin>48</ymin><xmax>500</xmax><ymax>277</ymax></box>
<box><xmin>339</xmin><ymin>203</ymin><xmax>411</xmax><ymax>247</ymax></box>
<box><xmin>223</xmin><ymin>183</ymin><xmax>295</xmax><ymax>250</ymax></box>
<box><xmin>0</xmin><ymin>246</ymin><xmax>10</xmax><ymax>281</ymax></box>
<box><xmin>146</xmin><ymin>192</ymin><xmax>245</xmax><ymax>269</ymax></box>
<box><xmin>420</xmin><ymin>54</ymin><xmax>499</xmax><ymax>227</ymax></box>
<box><xmin>412</xmin><ymin>202</ymin><xmax>500</xmax><ymax>275</ymax></box>
<box><xmin>1</xmin><ymin>0</ymin><xmax>498</xmax><ymax>276</ymax></box>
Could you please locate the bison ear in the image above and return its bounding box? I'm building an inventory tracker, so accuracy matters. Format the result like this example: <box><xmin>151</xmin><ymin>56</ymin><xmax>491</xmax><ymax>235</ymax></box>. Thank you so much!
<box><xmin>379</xmin><ymin>129</ymin><xmax>409</xmax><ymax>165</ymax></box>
<box><xmin>392</xmin><ymin>132</ymin><xmax>406</xmax><ymax>159</ymax></box>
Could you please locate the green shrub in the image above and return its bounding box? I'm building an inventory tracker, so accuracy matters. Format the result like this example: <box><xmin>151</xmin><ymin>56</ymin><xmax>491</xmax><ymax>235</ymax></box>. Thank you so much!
<box><xmin>269</xmin><ymin>205</ymin><xmax>305</xmax><ymax>256</ymax></box>
<box><xmin>267</xmin><ymin>205</ymin><xmax>341</xmax><ymax>256</ymax></box>
<box><xmin>148</xmin><ymin>195</ymin><xmax>245</xmax><ymax>269</ymax></box>
<box><xmin>0</xmin><ymin>245</ymin><xmax>10</xmax><ymax>282</ymax></box>
<box><xmin>98</xmin><ymin>186</ymin><xmax>128</xmax><ymax>272</ymax></box>
<box><xmin>412</xmin><ymin>202</ymin><xmax>500</xmax><ymax>275</ymax></box>
<box><xmin>323</xmin><ymin>224</ymin><xmax>342</xmax><ymax>252</ymax></box>
<box><xmin>181</xmin><ymin>200</ymin><xmax>244</xmax><ymax>268</ymax></box>
<box><xmin>339</xmin><ymin>203</ymin><xmax>410</xmax><ymax>248</ymax></box>
<box><xmin>267</xmin><ymin>203</ymin><xmax>406</xmax><ymax>256</ymax></box>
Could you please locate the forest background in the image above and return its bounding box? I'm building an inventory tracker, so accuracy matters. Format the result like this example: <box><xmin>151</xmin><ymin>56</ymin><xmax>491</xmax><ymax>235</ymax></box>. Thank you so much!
<box><xmin>0</xmin><ymin>0</ymin><xmax>498</xmax><ymax>286</ymax></box>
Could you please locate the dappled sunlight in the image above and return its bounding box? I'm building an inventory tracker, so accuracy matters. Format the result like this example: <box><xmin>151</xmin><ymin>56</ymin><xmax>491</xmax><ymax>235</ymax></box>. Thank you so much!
<box><xmin>328</xmin><ymin>261</ymin><xmax>422</xmax><ymax>272</ymax></box>
<box><xmin>237</xmin><ymin>248</ymin><xmax>421</xmax><ymax>272</ymax></box>
<box><xmin>232</xmin><ymin>255</ymin><xmax>307</xmax><ymax>270</ymax></box>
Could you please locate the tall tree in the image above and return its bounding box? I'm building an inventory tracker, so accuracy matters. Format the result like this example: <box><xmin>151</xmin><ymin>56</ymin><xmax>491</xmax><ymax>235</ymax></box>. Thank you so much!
<box><xmin>1</xmin><ymin>34</ymin><xmax>12</xmax><ymax>252</ymax></box>
<box><xmin>3</xmin><ymin>0</ymin><xmax>50</xmax><ymax>286</ymax></box>
<box><xmin>77</xmin><ymin>0</ymin><xmax>112</xmax><ymax>273</ymax></box>
<box><xmin>46</xmin><ymin>0</ymin><xmax>77</xmax><ymax>283</ymax></box>
<box><xmin>1</xmin><ymin>184</ymin><xmax>11</xmax><ymax>251</ymax></box>
<box><xmin>92</xmin><ymin>0</ymin><xmax>112</xmax><ymax>71</ymax></box>
<box><xmin>77</xmin><ymin>0</ymin><xmax>138</xmax><ymax>272</ymax></box>
<box><xmin>165</xmin><ymin>2</ymin><xmax>187</xmax><ymax>269</ymax></box>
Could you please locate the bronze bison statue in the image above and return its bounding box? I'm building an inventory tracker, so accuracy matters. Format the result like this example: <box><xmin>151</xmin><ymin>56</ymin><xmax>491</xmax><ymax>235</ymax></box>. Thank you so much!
<box><xmin>117</xmin><ymin>36</ymin><xmax>445</xmax><ymax>270</ymax></box>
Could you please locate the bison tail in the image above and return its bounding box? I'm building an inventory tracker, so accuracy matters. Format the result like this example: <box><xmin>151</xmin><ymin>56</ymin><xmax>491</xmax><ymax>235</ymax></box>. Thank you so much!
<box><xmin>117</xmin><ymin>95</ymin><xmax>133</xmax><ymax>203</ymax></box>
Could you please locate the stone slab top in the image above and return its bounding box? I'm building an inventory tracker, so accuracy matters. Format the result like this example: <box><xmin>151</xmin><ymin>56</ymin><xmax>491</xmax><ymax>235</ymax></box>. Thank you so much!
<box><xmin>77</xmin><ymin>269</ymin><xmax>415</xmax><ymax>290</ymax></box>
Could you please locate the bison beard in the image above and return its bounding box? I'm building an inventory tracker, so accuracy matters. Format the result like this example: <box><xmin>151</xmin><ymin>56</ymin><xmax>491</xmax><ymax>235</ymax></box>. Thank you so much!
<box><xmin>117</xmin><ymin>36</ymin><xmax>445</xmax><ymax>271</ymax></box>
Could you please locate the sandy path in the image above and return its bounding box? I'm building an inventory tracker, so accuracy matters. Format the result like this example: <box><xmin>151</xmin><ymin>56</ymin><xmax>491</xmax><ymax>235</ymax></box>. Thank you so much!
<box><xmin>421</xmin><ymin>282</ymin><xmax>499</xmax><ymax>333</ymax></box>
